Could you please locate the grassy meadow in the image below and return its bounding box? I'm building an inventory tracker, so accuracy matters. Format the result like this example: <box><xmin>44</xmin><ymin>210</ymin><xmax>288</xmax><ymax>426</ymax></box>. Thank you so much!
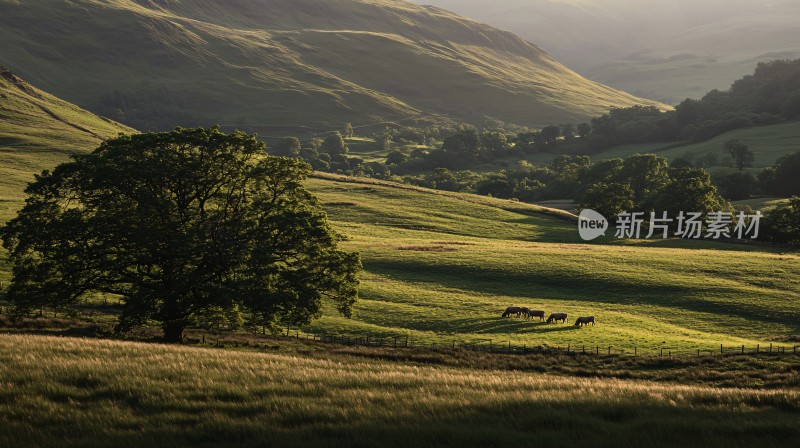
<box><xmin>298</xmin><ymin>175</ymin><xmax>800</xmax><ymax>355</ymax></box>
<box><xmin>0</xmin><ymin>334</ymin><xmax>797</xmax><ymax>448</ymax></box>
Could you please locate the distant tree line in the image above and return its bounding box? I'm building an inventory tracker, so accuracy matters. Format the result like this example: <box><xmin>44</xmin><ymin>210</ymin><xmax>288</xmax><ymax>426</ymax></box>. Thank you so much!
<box><xmin>582</xmin><ymin>59</ymin><xmax>800</xmax><ymax>151</ymax></box>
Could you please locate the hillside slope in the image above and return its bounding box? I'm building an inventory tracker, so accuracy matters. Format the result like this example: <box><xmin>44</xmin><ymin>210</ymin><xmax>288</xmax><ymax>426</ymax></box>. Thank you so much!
<box><xmin>0</xmin><ymin>69</ymin><xmax>796</xmax><ymax>354</ymax></box>
<box><xmin>417</xmin><ymin>0</ymin><xmax>800</xmax><ymax>104</ymax></box>
<box><xmin>0</xmin><ymin>66</ymin><xmax>134</xmax><ymax>217</ymax></box>
<box><xmin>0</xmin><ymin>0</ymin><xmax>665</xmax><ymax>132</ymax></box>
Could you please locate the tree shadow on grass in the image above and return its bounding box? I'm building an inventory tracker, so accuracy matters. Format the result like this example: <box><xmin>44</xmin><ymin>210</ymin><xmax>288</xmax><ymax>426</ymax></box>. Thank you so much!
<box><xmin>406</xmin><ymin>317</ymin><xmax>582</xmax><ymax>335</ymax></box>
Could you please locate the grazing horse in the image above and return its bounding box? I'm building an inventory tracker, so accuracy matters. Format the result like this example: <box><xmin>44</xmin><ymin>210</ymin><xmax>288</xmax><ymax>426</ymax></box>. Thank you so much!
<box><xmin>525</xmin><ymin>309</ymin><xmax>546</xmax><ymax>321</ymax></box>
<box><xmin>574</xmin><ymin>316</ymin><xmax>595</xmax><ymax>326</ymax></box>
<box><xmin>546</xmin><ymin>312</ymin><xmax>568</xmax><ymax>323</ymax></box>
<box><xmin>502</xmin><ymin>306</ymin><xmax>524</xmax><ymax>318</ymax></box>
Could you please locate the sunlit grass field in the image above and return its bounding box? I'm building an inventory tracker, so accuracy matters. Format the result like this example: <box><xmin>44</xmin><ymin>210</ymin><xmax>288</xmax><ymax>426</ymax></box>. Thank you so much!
<box><xmin>2</xmin><ymin>171</ymin><xmax>798</xmax><ymax>354</ymax></box>
<box><xmin>0</xmin><ymin>334</ymin><xmax>797</xmax><ymax>448</ymax></box>
<box><xmin>289</xmin><ymin>175</ymin><xmax>800</xmax><ymax>356</ymax></box>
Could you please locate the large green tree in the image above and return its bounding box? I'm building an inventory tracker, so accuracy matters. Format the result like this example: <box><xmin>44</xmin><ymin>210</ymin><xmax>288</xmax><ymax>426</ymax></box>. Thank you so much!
<box><xmin>579</xmin><ymin>182</ymin><xmax>635</xmax><ymax>219</ymax></box>
<box><xmin>270</xmin><ymin>136</ymin><xmax>302</xmax><ymax>157</ymax></box>
<box><xmin>1</xmin><ymin>127</ymin><xmax>361</xmax><ymax>342</ymax></box>
<box><xmin>620</xmin><ymin>154</ymin><xmax>670</xmax><ymax>203</ymax></box>
<box><xmin>644</xmin><ymin>168</ymin><xmax>730</xmax><ymax>217</ymax></box>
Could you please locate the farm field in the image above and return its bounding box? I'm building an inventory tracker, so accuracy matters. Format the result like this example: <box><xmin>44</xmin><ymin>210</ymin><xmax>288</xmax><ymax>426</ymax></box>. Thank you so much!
<box><xmin>296</xmin><ymin>175</ymin><xmax>800</xmax><ymax>355</ymax></box>
<box><xmin>0</xmin><ymin>334</ymin><xmax>797</xmax><ymax>448</ymax></box>
<box><xmin>2</xmin><ymin>167</ymin><xmax>799</xmax><ymax>354</ymax></box>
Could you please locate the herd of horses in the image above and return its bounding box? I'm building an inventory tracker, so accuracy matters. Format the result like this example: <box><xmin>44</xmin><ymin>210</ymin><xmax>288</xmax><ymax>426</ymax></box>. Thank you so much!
<box><xmin>501</xmin><ymin>306</ymin><xmax>596</xmax><ymax>326</ymax></box>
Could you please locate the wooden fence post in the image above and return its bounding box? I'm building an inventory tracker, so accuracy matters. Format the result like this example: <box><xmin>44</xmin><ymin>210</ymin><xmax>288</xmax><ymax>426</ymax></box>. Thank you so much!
<box><xmin>720</xmin><ymin>344</ymin><xmax>723</xmax><ymax>354</ymax></box>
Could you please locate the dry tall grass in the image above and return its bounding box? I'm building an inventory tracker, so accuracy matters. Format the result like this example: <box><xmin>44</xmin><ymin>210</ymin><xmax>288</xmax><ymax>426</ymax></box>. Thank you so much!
<box><xmin>0</xmin><ymin>334</ymin><xmax>797</xmax><ymax>447</ymax></box>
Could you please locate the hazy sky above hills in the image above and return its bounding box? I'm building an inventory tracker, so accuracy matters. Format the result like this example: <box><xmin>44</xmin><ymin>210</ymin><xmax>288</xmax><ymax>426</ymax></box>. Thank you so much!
<box><xmin>413</xmin><ymin>0</ymin><xmax>800</xmax><ymax>102</ymax></box>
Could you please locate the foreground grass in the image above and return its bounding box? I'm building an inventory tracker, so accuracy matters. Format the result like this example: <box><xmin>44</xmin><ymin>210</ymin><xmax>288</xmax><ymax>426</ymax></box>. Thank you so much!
<box><xmin>0</xmin><ymin>334</ymin><xmax>797</xmax><ymax>448</ymax></box>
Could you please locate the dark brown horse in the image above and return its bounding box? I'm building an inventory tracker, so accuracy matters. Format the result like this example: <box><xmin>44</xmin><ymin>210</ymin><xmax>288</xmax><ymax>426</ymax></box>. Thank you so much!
<box><xmin>546</xmin><ymin>312</ymin><xmax>568</xmax><ymax>323</ymax></box>
<box><xmin>525</xmin><ymin>309</ymin><xmax>546</xmax><ymax>321</ymax></box>
<box><xmin>574</xmin><ymin>316</ymin><xmax>595</xmax><ymax>326</ymax></box>
<box><xmin>502</xmin><ymin>306</ymin><xmax>524</xmax><ymax>318</ymax></box>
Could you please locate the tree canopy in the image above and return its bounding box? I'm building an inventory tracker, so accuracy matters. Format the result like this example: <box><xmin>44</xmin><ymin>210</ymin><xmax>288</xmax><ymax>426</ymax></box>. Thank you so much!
<box><xmin>322</xmin><ymin>132</ymin><xmax>348</xmax><ymax>156</ymax></box>
<box><xmin>1</xmin><ymin>127</ymin><xmax>361</xmax><ymax>342</ymax></box>
<box><xmin>724</xmin><ymin>140</ymin><xmax>754</xmax><ymax>171</ymax></box>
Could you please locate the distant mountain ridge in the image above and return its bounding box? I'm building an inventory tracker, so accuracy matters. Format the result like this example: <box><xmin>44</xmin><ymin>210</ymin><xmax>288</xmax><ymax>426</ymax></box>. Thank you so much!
<box><xmin>416</xmin><ymin>0</ymin><xmax>800</xmax><ymax>104</ymax></box>
<box><xmin>0</xmin><ymin>0</ymin><xmax>665</xmax><ymax>132</ymax></box>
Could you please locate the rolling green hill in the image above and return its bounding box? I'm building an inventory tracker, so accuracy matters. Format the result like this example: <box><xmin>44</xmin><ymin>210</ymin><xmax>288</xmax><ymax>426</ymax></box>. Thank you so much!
<box><xmin>1</xmin><ymin>70</ymin><xmax>798</xmax><ymax>357</ymax></box>
<box><xmin>0</xmin><ymin>0</ymin><xmax>666</xmax><ymax>132</ymax></box>
<box><xmin>304</xmin><ymin>173</ymin><xmax>800</xmax><ymax>354</ymax></box>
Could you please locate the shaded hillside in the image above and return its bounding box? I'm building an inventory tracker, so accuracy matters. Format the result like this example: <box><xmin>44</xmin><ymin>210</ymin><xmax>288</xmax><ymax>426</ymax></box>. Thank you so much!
<box><xmin>417</xmin><ymin>0</ymin><xmax>800</xmax><ymax>104</ymax></box>
<box><xmin>0</xmin><ymin>66</ymin><xmax>134</xmax><ymax>212</ymax></box>
<box><xmin>0</xmin><ymin>0</ymin><xmax>664</xmax><ymax>132</ymax></box>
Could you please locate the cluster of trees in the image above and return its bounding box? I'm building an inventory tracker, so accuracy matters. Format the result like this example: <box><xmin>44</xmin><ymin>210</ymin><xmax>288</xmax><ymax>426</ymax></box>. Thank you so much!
<box><xmin>269</xmin><ymin>124</ymin><xmax>504</xmax><ymax>179</ymax></box>
<box><xmin>389</xmin><ymin>129</ymin><xmax>511</xmax><ymax>172</ymax></box>
<box><xmin>761</xmin><ymin>197</ymin><xmax>800</xmax><ymax>247</ymax></box>
<box><xmin>584</xmin><ymin>59</ymin><xmax>800</xmax><ymax>151</ymax></box>
<box><xmin>758</xmin><ymin>151</ymin><xmax>800</xmax><ymax>197</ymax></box>
<box><xmin>700</xmin><ymin>148</ymin><xmax>800</xmax><ymax>201</ymax></box>
<box><xmin>270</xmin><ymin>132</ymin><xmax>389</xmax><ymax>178</ymax></box>
<box><xmin>577</xmin><ymin>155</ymin><xmax>730</xmax><ymax>219</ymax></box>
<box><xmin>401</xmin><ymin>154</ymin><xmax>729</xmax><ymax>220</ymax></box>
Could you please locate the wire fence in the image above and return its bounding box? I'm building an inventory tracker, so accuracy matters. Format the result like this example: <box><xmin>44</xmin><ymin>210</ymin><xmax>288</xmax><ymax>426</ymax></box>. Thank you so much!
<box><xmin>2</xmin><ymin>302</ymin><xmax>797</xmax><ymax>358</ymax></box>
<box><xmin>275</xmin><ymin>327</ymin><xmax>800</xmax><ymax>358</ymax></box>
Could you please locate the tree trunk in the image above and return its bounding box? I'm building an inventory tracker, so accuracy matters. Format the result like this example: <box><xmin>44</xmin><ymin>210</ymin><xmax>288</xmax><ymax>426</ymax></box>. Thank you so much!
<box><xmin>163</xmin><ymin>320</ymin><xmax>186</xmax><ymax>343</ymax></box>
